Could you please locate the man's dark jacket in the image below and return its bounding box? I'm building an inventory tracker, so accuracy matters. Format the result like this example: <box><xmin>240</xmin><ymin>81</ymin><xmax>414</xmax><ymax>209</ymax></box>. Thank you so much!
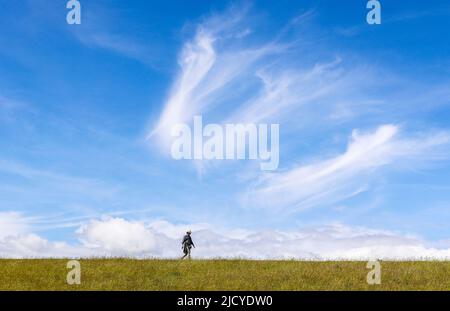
<box><xmin>182</xmin><ymin>234</ymin><xmax>195</xmax><ymax>247</ymax></box>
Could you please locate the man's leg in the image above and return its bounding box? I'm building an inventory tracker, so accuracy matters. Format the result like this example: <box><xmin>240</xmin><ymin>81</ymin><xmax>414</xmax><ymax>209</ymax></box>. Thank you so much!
<box><xmin>181</xmin><ymin>245</ymin><xmax>187</xmax><ymax>259</ymax></box>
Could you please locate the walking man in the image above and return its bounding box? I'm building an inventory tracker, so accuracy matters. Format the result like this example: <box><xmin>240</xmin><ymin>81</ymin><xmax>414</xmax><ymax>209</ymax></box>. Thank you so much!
<box><xmin>181</xmin><ymin>230</ymin><xmax>195</xmax><ymax>259</ymax></box>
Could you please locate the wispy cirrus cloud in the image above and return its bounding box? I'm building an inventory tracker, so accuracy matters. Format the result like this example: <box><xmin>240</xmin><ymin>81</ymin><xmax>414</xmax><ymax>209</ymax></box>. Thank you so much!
<box><xmin>242</xmin><ymin>125</ymin><xmax>450</xmax><ymax>212</ymax></box>
<box><xmin>148</xmin><ymin>7</ymin><xmax>292</xmax><ymax>152</ymax></box>
<box><xmin>147</xmin><ymin>3</ymin><xmax>450</xmax><ymax>218</ymax></box>
<box><xmin>147</xmin><ymin>5</ymin><xmax>412</xmax><ymax>154</ymax></box>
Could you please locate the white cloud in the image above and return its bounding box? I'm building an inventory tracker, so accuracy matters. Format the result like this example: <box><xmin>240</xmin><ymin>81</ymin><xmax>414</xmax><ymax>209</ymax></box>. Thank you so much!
<box><xmin>148</xmin><ymin>8</ymin><xmax>285</xmax><ymax>153</ymax></box>
<box><xmin>150</xmin><ymin>30</ymin><xmax>216</xmax><ymax>148</ymax></box>
<box><xmin>0</xmin><ymin>212</ymin><xmax>89</xmax><ymax>258</ymax></box>
<box><xmin>242</xmin><ymin>125</ymin><xmax>450</xmax><ymax>211</ymax></box>
<box><xmin>226</xmin><ymin>57</ymin><xmax>346</xmax><ymax>124</ymax></box>
<box><xmin>0</xmin><ymin>234</ymin><xmax>86</xmax><ymax>258</ymax></box>
<box><xmin>0</xmin><ymin>215</ymin><xmax>449</xmax><ymax>260</ymax></box>
<box><xmin>191</xmin><ymin>223</ymin><xmax>450</xmax><ymax>260</ymax></box>
<box><xmin>77</xmin><ymin>217</ymin><xmax>157</xmax><ymax>256</ymax></box>
<box><xmin>0</xmin><ymin>212</ymin><xmax>31</xmax><ymax>238</ymax></box>
<box><xmin>146</xmin><ymin>6</ymin><xmax>408</xmax><ymax>169</ymax></box>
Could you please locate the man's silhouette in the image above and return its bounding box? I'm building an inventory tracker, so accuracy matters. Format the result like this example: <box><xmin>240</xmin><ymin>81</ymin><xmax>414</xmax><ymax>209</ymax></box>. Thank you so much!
<box><xmin>181</xmin><ymin>230</ymin><xmax>195</xmax><ymax>259</ymax></box>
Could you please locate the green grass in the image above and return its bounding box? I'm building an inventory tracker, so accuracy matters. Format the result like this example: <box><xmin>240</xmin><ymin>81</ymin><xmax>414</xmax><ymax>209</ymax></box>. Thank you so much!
<box><xmin>0</xmin><ymin>259</ymin><xmax>449</xmax><ymax>290</ymax></box>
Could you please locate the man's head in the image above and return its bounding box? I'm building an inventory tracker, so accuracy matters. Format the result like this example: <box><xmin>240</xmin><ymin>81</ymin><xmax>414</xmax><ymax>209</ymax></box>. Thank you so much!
<box><xmin>186</xmin><ymin>230</ymin><xmax>191</xmax><ymax>235</ymax></box>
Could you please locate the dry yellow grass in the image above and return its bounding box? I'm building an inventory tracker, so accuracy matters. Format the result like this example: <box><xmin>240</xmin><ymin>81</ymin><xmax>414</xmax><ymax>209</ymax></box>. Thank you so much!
<box><xmin>0</xmin><ymin>259</ymin><xmax>449</xmax><ymax>290</ymax></box>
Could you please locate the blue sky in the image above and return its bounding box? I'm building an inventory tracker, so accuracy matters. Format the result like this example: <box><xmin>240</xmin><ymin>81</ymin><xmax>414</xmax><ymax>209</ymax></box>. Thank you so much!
<box><xmin>0</xmin><ymin>0</ymin><xmax>450</xmax><ymax>258</ymax></box>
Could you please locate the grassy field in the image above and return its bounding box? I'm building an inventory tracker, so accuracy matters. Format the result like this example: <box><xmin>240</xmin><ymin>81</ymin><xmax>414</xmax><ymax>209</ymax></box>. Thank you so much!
<box><xmin>0</xmin><ymin>259</ymin><xmax>449</xmax><ymax>290</ymax></box>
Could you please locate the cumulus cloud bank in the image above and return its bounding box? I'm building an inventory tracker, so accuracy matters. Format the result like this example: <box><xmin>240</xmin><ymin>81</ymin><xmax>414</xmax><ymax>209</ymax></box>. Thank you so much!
<box><xmin>77</xmin><ymin>218</ymin><xmax>157</xmax><ymax>255</ymax></box>
<box><xmin>1</xmin><ymin>214</ymin><xmax>450</xmax><ymax>260</ymax></box>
